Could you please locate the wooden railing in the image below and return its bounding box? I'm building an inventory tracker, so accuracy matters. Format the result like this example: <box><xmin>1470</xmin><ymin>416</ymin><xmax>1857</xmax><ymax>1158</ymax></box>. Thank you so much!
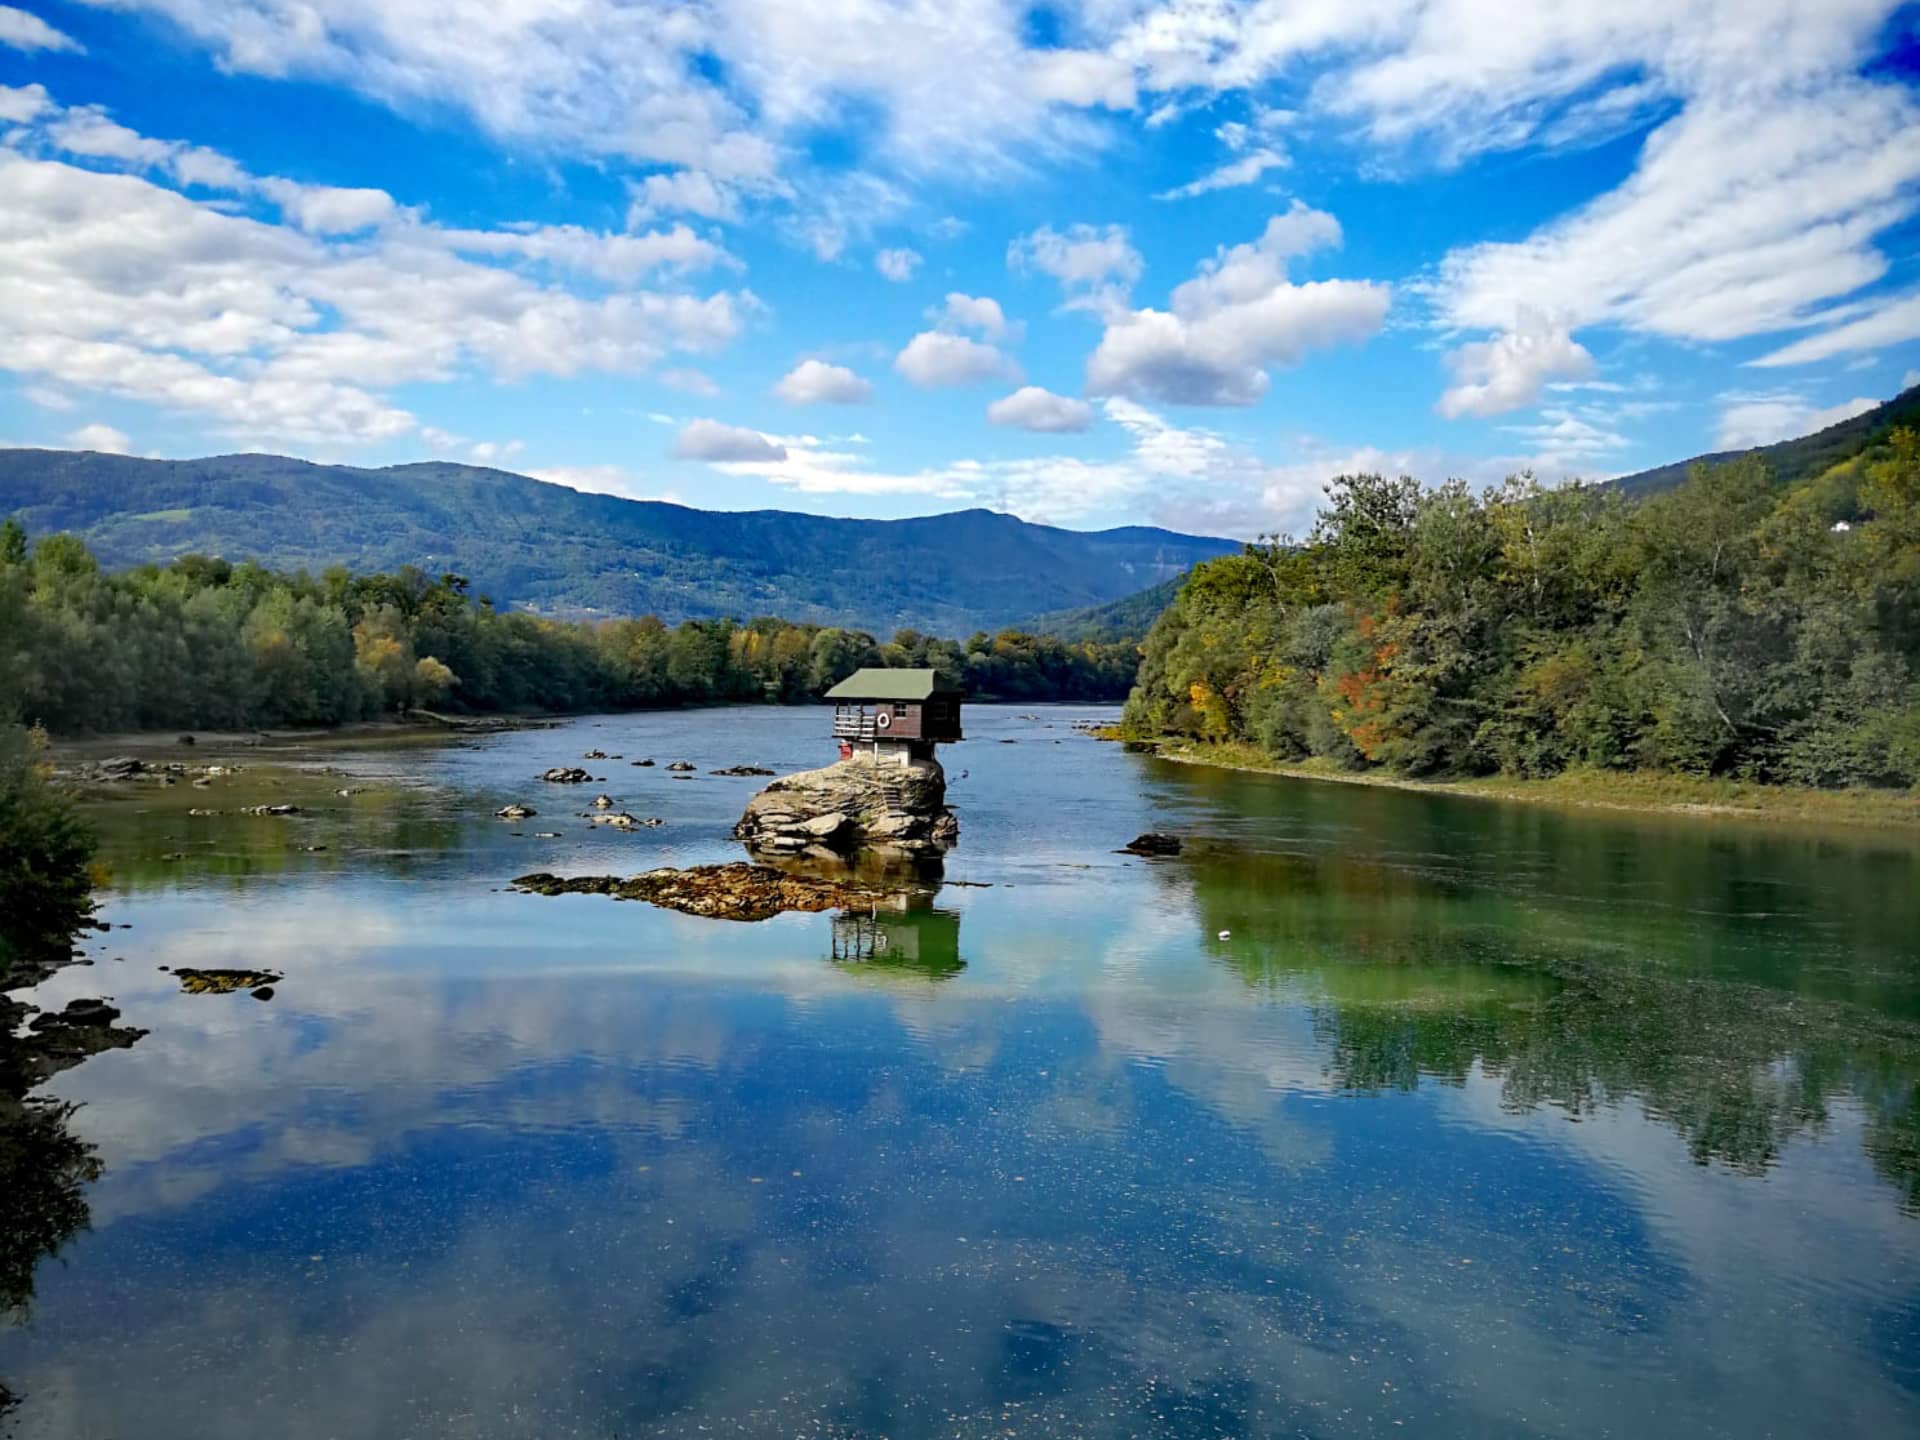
<box><xmin>832</xmin><ymin>708</ymin><xmax>878</xmax><ymax>741</ymax></box>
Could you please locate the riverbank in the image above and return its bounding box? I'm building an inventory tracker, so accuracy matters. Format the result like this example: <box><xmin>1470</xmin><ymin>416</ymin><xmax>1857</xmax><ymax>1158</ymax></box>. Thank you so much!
<box><xmin>1138</xmin><ymin>739</ymin><xmax>1920</xmax><ymax>830</ymax></box>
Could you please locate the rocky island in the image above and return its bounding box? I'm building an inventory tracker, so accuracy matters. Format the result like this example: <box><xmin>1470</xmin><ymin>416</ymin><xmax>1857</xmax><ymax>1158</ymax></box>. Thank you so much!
<box><xmin>733</xmin><ymin>753</ymin><xmax>958</xmax><ymax>859</ymax></box>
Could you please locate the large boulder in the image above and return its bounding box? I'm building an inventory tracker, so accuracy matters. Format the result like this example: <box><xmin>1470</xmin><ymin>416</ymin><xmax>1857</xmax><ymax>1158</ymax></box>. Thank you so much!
<box><xmin>734</xmin><ymin>755</ymin><xmax>958</xmax><ymax>858</ymax></box>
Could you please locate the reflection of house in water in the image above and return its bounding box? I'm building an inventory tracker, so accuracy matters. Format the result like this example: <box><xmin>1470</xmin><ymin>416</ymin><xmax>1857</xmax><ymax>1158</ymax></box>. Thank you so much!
<box><xmin>830</xmin><ymin>903</ymin><xmax>964</xmax><ymax>980</ymax></box>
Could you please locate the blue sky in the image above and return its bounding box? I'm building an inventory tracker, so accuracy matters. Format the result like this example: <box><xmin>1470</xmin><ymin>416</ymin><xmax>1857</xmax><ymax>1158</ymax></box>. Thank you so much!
<box><xmin>2</xmin><ymin>1</ymin><xmax>1918</xmax><ymax>539</ymax></box>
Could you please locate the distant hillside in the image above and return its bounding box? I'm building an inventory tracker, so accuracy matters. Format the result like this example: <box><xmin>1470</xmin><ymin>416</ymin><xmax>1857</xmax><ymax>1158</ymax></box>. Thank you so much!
<box><xmin>1026</xmin><ymin>574</ymin><xmax>1187</xmax><ymax>642</ymax></box>
<box><xmin>0</xmin><ymin>450</ymin><xmax>1237</xmax><ymax>636</ymax></box>
<box><xmin>1613</xmin><ymin>384</ymin><xmax>1920</xmax><ymax>497</ymax></box>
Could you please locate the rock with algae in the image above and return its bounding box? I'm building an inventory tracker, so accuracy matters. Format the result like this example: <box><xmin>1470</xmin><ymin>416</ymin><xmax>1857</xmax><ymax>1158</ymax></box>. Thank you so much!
<box><xmin>511</xmin><ymin>863</ymin><xmax>878</xmax><ymax>922</ymax></box>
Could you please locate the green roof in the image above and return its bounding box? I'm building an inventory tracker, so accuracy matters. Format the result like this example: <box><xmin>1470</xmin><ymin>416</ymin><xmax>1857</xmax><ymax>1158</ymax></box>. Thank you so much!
<box><xmin>823</xmin><ymin>668</ymin><xmax>956</xmax><ymax>702</ymax></box>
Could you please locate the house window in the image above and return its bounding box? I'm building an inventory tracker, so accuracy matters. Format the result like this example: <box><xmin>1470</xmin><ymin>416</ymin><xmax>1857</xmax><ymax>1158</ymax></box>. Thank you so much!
<box><xmin>892</xmin><ymin>702</ymin><xmax>908</xmax><ymax>717</ymax></box>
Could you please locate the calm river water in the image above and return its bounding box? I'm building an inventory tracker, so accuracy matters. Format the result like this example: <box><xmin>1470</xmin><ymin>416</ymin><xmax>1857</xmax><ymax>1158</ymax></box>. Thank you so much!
<box><xmin>5</xmin><ymin>705</ymin><xmax>1920</xmax><ymax>1438</ymax></box>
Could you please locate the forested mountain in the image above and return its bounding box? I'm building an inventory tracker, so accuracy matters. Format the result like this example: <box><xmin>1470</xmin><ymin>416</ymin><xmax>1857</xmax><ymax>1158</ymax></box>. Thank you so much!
<box><xmin>1612</xmin><ymin>384</ymin><xmax>1920</xmax><ymax>497</ymax></box>
<box><xmin>0</xmin><ymin>450</ymin><xmax>1235</xmax><ymax>636</ymax></box>
<box><xmin>1022</xmin><ymin>575</ymin><xmax>1185</xmax><ymax>642</ymax></box>
<box><xmin>1124</xmin><ymin>424</ymin><xmax>1920</xmax><ymax>789</ymax></box>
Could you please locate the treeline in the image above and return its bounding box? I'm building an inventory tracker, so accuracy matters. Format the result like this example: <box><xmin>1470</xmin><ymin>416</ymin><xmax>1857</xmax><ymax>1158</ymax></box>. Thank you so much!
<box><xmin>1123</xmin><ymin>429</ymin><xmax>1920</xmax><ymax>788</ymax></box>
<box><xmin>0</xmin><ymin>524</ymin><xmax>1139</xmax><ymax>735</ymax></box>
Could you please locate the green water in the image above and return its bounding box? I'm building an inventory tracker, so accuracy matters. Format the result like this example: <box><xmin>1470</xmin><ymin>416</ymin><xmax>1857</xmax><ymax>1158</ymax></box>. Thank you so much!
<box><xmin>3</xmin><ymin>705</ymin><xmax>1918</xmax><ymax>1437</ymax></box>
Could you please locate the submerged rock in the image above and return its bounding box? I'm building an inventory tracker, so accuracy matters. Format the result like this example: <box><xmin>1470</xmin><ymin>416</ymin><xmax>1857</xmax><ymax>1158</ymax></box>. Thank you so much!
<box><xmin>1120</xmin><ymin>832</ymin><xmax>1182</xmax><ymax>857</ymax></box>
<box><xmin>588</xmin><ymin>811</ymin><xmax>663</xmax><ymax>829</ymax></box>
<box><xmin>734</xmin><ymin>754</ymin><xmax>958</xmax><ymax>859</ymax></box>
<box><xmin>496</xmin><ymin>803</ymin><xmax>537</xmax><ymax>820</ymax></box>
<box><xmin>512</xmin><ymin>863</ymin><xmax>875</xmax><ymax>922</ymax></box>
<box><xmin>172</xmin><ymin>968</ymin><xmax>284</xmax><ymax>995</ymax></box>
<box><xmin>541</xmin><ymin>766</ymin><xmax>593</xmax><ymax>784</ymax></box>
<box><xmin>666</xmin><ymin>761</ymin><xmax>698</xmax><ymax>772</ymax></box>
<box><xmin>712</xmin><ymin>764</ymin><xmax>776</xmax><ymax>777</ymax></box>
<box><xmin>591</xmin><ymin>793</ymin><xmax>615</xmax><ymax>809</ymax></box>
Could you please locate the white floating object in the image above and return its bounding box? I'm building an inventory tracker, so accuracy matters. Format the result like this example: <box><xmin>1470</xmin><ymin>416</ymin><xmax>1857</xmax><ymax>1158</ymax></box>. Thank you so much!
<box><xmin>1217</xmin><ymin>930</ymin><xmax>1231</xmax><ymax>940</ymax></box>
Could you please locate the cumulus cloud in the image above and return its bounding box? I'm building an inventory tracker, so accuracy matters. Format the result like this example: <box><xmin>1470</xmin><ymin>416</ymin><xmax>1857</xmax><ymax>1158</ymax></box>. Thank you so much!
<box><xmin>1008</xmin><ymin>223</ymin><xmax>1143</xmax><ymax>316</ymax></box>
<box><xmin>1086</xmin><ymin>204</ymin><xmax>1390</xmax><ymax>406</ymax></box>
<box><xmin>0</xmin><ymin>90</ymin><xmax>754</xmax><ymax>449</ymax></box>
<box><xmin>986</xmin><ymin>386</ymin><xmax>1093</xmax><ymax>433</ymax></box>
<box><xmin>626</xmin><ymin>168</ymin><xmax>740</xmax><ymax>223</ymax></box>
<box><xmin>894</xmin><ymin>331</ymin><xmax>1019</xmax><ymax>388</ymax></box>
<box><xmin>1026</xmin><ymin>48</ymin><xmax>1137</xmax><ymax>110</ymax></box>
<box><xmin>65</xmin><ymin>422</ymin><xmax>131</xmax><ymax>454</ymax></box>
<box><xmin>1437</xmin><ymin>309</ymin><xmax>1595</xmax><ymax>418</ymax></box>
<box><xmin>875</xmin><ymin>247</ymin><xmax>921</xmax><ymax>282</ymax></box>
<box><xmin>1714</xmin><ymin>391</ymin><xmax>1880</xmax><ymax>449</ymax></box>
<box><xmin>0</xmin><ymin>82</ymin><xmax>51</xmax><ymax>124</ymax></box>
<box><xmin>0</xmin><ymin>5</ymin><xmax>81</xmax><ymax>54</ymax></box>
<box><xmin>774</xmin><ymin>359</ymin><xmax>872</xmax><ymax>405</ymax></box>
<box><xmin>672</xmin><ymin>417</ymin><xmax>787</xmax><ymax>462</ymax></box>
<box><xmin>931</xmin><ymin>292</ymin><xmax>1016</xmax><ymax>342</ymax></box>
<box><xmin>255</xmin><ymin>178</ymin><xmax>398</xmax><ymax>235</ymax></box>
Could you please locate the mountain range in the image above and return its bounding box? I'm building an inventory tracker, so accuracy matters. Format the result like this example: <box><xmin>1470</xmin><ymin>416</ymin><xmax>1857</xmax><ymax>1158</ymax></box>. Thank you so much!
<box><xmin>0</xmin><ymin>450</ymin><xmax>1234</xmax><ymax>637</ymax></box>
<box><xmin>3</xmin><ymin>384</ymin><xmax>1913</xmax><ymax>638</ymax></box>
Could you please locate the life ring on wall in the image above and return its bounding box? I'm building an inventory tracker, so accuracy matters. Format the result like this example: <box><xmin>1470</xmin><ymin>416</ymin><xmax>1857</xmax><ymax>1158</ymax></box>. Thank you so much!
<box><xmin>875</xmin><ymin>710</ymin><xmax>892</xmax><ymax>730</ymax></box>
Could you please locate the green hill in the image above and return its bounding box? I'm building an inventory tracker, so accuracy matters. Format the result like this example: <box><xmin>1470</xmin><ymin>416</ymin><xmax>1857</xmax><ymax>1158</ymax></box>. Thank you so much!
<box><xmin>0</xmin><ymin>450</ymin><xmax>1236</xmax><ymax>636</ymax></box>
<box><xmin>1025</xmin><ymin>575</ymin><xmax>1186</xmax><ymax>642</ymax></box>
<box><xmin>1613</xmin><ymin>384</ymin><xmax>1920</xmax><ymax>497</ymax></box>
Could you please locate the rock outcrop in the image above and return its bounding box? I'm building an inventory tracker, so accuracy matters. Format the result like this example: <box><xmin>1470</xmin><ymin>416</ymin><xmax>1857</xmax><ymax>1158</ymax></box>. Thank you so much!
<box><xmin>734</xmin><ymin>755</ymin><xmax>958</xmax><ymax>859</ymax></box>
<box><xmin>513</xmin><ymin>864</ymin><xmax>876</xmax><ymax>922</ymax></box>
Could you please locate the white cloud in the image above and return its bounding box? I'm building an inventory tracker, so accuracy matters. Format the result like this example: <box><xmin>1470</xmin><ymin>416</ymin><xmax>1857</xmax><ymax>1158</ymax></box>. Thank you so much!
<box><xmin>1750</xmin><ymin>291</ymin><xmax>1920</xmax><ymax>368</ymax></box>
<box><xmin>719</xmin><ymin>394</ymin><xmax>1395</xmax><ymax>536</ymax></box>
<box><xmin>875</xmin><ymin>247</ymin><xmax>921</xmax><ymax>282</ymax></box>
<box><xmin>1156</xmin><ymin>148</ymin><xmax>1287</xmax><ymax>201</ymax></box>
<box><xmin>626</xmin><ymin>169</ymin><xmax>740</xmax><ymax>223</ymax></box>
<box><xmin>0</xmin><ymin>93</ymin><xmax>756</xmax><ymax>449</ymax></box>
<box><xmin>254</xmin><ymin>178</ymin><xmax>398</xmax><ymax>235</ymax></box>
<box><xmin>97</xmin><ymin>0</ymin><xmax>1117</xmax><ymax>211</ymax></box>
<box><xmin>986</xmin><ymin>386</ymin><xmax>1093</xmax><ymax>434</ymax></box>
<box><xmin>1498</xmin><ymin>408</ymin><xmax>1629</xmax><ymax>471</ymax></box>
<box><xmin>1905</xmin><ymin>369</ymin><xmax>1920</xmax><ymax>392</ymax></box>
<box><xmin>1008</xmin><ymin>223</ymin><xmax>1143</xmax><ymax>316</ymax></box>
<box><xmin>931</xmin><ymin>292</ymin><xmax>1016</xmax><ymax>342</ymax></box>
<box><xmin>0</xmin><ymin>82</ymin><xmax>52</xmax><ymax>124</ymax></box>
<box><xmin>1086</xmin><ymin>204</ymin><xmax>1390</xmax><ymax>406</ymax></box>
<box><xmin>66</xmin><ymin>422</ymin><xmax>131</xmax><ymax>454</ymax></box>
<box><xmin>1713</xmin><ymin>391</ymin><xmax>1879</xmax><ymax>449</ymax></box>
<box><xmin>525</xmin><ymin>464</ymin><xmax>680</xmax><ymax>502</ymax></box>
<box><xmin>774</xmin><ymin>359</ymin><xmax>873</xmax><ymax>405</ymax></box>
<box><xmin>0</xmin><ymin>5</ymin><xmax>81</xmax><ymax>54</ymax></box>
<box><xmin>1437</xmin><ymin>309</ymin><xmax>1595</xmax><ymax>418</ymax></box>
<box><xmin>893</xmin><ymin>331</ymin><xmax>1019</xmax><ymax>388</ymax></box>
<box><xmin>672</xmin><ymin>417</ymin><xmax>787</xmax><ymax>462</ymax></box>
<box><xmin>1026</xmin><ymin>48</ymin><xmax>1137</xmax><ymax>110</ymax></box>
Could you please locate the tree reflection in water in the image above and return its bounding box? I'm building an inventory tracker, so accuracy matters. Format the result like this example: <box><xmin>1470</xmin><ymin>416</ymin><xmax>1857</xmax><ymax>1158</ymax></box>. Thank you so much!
<box><xmin>1169</xmin><ymin>837</ymin><xmax>1920</xmax><ymax>1212</ymax></box>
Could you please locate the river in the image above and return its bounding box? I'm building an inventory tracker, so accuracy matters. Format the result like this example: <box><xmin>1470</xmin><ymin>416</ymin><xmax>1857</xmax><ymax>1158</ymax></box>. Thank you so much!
<box><xmin>4</xmin><ymin>704</ymin><xmax>1919</xmax><ymax>1437</ymax></box>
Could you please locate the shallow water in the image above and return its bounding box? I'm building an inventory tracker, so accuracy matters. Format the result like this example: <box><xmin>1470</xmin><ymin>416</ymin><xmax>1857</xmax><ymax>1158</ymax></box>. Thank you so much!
<box><xmin>5</xmin><ymin>705</ymin><xmax>1920</xmax><ymax>1438</ymax></box>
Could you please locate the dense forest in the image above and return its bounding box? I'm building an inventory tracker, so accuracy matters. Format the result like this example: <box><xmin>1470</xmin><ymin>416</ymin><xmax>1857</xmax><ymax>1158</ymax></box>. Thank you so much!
<box><xmin>1123</xmin><ymin>428</ymin><xmax>1920</xmax><ymax>789</ymax></box>
<box><xmin>0</xmin><ymin>523</ymin><xmax>1139</xmax><ymax>736</ymax></box>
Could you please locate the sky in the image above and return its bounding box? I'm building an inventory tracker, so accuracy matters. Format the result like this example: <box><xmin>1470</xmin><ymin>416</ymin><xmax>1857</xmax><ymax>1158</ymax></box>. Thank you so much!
<box><xmin>1</xmin><ymin>1</ymin><xmax>1918</xmax><ymax>540</ymax></box>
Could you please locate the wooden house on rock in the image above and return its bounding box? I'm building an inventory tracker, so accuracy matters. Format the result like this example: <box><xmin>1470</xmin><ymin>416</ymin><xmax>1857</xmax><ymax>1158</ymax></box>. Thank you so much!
<box><xmin>826</xmin><ymin>669</ymin><xmax>964</xmax><ymax>765</ymax></box>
